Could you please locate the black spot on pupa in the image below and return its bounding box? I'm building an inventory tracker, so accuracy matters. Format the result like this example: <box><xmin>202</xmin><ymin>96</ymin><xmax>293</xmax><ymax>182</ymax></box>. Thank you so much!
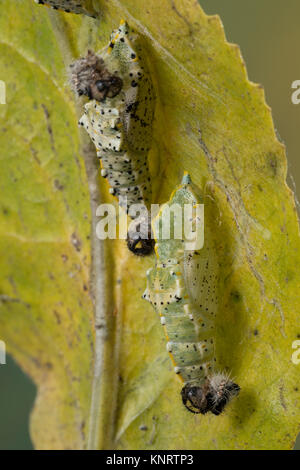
<box><xmin>230</xmin><ymin>290</ymin><xmax>242</xmax><ymax>302</ymax></box>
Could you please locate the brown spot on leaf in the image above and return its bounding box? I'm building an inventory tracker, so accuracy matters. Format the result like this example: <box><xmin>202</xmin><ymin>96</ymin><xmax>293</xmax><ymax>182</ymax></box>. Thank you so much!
<box><xmin>54</xmin><ymin>179</ymin><xmax>64</xmax><ymax>191</ymax></box>
<box><xmin>53</xmin><ymin>310</ymin><xmax>61</xmax><ymax>324</ymax></box>
<box><xmin>267</xmin><ymin>153</ymin><xmax>278</xmax><ymax>176</ymax></box>
<box><xmin>71</xmin><ymin>233</ymin><xmax>82</xmax><ymax>252</ymax></box>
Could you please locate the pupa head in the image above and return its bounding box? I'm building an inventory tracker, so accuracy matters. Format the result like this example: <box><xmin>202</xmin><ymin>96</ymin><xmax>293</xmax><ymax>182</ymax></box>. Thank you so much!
<box><xmin>70</xmin><ymin>50</ymin><xmax>123</xmax><ymax>102</ymax></box>
<box><xmin>181</xmin><ymin>374</ymin><xmax>240</xmax><ymax>415</ymax></box>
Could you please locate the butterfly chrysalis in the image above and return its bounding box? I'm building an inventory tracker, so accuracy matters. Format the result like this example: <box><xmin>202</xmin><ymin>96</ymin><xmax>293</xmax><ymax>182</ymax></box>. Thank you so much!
<box><xmin>34</xmin><ymin>0</ymin><xmax>97</xmax><ymax>17</ymax></box>
<box><xmin>70</xmin><ymin>21</ymin><xmax>155</xmax><ymax>255</ymax></box>
<box><xmin>143</xmin><ymin>173</ymin><xmax>240</xmax><ymax>414</ymax></box>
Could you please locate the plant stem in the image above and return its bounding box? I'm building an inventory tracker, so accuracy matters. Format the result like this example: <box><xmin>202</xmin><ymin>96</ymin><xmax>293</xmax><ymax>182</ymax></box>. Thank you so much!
<box><xmin>48</xmin><ymin>10</ymin><xmax>118</xmax><ymax>450</ymax></box>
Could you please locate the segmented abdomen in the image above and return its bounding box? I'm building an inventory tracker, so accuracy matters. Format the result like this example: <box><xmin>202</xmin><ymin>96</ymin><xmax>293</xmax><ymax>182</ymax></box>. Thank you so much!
<box><xmin>145</xmin><ymin>252</ymin><xmax>218</xmax><ymax>385</ymax></box>
<box><xmin>34</xmin><ymin>0</ymin><xmax>96</xmax><ymax>16</ymax></box>
<box><xmin>79</xmin><ymin>99</ymin><xmax>152</xmax><ymax>213</ymax></box>
<box><xmin>144</xmin><ymin>175</ymin><xmax>219</xmax><ymax>386</ymax></box>
<box><xmin>78</xmin><ymin>21</ymin><xmax>155</xmax><ymax>215</ymax></box>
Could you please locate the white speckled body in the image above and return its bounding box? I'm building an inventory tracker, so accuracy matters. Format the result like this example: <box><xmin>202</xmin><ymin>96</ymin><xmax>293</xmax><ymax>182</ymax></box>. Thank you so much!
<box><xmin>79</xmin><ymin>21</ymin><xmax>155</xmax><ymax>214</ymax></box>
<box><xmin>34</xmin><ymin>0</ymin><xmax>96</xmax><ymax>16</ymax></box>
<box><xmin>144</xmin><ymin>175</ymin><xmax>219</xmax><ymax>386</ymax></box>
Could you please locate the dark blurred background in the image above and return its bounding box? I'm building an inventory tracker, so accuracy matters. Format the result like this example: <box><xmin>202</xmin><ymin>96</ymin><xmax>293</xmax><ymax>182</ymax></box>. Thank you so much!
<box><xmin>0</xmin><ymin>356</ymin><xmax>35</xmax><ymax>449</ymax></box>
<box><xmin>0</xmin><ymin>0</ymin><xmax>299</xmax><ymax>450</ymax></box>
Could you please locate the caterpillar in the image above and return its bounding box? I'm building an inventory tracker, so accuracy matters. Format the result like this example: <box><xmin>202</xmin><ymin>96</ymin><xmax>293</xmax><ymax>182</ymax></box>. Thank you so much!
<box><xmin>70</xmin><ymin>20</ymin><xmax>155</xmax><ymax>255</ymax></box>
<box><xmin>34</xmin><ymin>0</ymin><xmax>97</xmax><ymax>17</ymax></box>
<box><xmin>143</xmin><ymin>173</ymin><xmax>240</xmax><ymax>414</ymax></box>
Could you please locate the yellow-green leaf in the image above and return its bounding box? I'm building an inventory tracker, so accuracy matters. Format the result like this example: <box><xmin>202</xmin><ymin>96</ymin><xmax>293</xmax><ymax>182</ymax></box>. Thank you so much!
<box><xmin>0</xmin><ymin>0</ymin><xmax>299</xmax><ymax>450</ymax></box>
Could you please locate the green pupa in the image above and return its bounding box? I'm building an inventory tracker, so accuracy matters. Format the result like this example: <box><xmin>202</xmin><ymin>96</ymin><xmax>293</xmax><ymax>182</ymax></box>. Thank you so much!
<box><xmin>143</xmin><ymin>174</ymin><xmax>240</xmax><ymax>414</ymax></box>
<box><xmin>70</xmin><ymin>21</ymin><xmax>155</xmax><ymax>255</ymax></box>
